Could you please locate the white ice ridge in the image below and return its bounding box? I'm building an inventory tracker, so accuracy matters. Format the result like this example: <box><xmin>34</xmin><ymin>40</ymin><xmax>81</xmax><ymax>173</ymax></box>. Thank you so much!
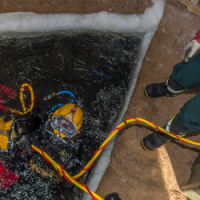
<box><xmin>0</xmin><ymin>0</ymin><xmax>165</xmax><ymax>34</ymax></box>
<box><xmin>0</xmin><ymin>0</ymin><xmax>166</xmax><ymax>199</ymax></box>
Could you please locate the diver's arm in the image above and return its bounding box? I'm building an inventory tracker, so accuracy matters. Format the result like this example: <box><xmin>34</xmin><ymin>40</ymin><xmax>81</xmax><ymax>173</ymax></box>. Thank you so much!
<box><xmin>9</xmin><ymin>118</ymin><xmax>37</xmax><ymax>173</ymax></box>
<box><xmin>14</xmin><ymin>119</ymin><xmax>34</xmax><ymax>156</ymax></box>
<box><xmin>14</xmin><ymin>111</ymin><xmax>47</xmax><ymax>151</ymax></box>
<box><xmin>14</xmin><ymin>110</ymin><xmax>47</xmax><ymax>155</ymax></box>
<box><xmin>9</xmin><ymin>119</ymin><xmax>34</xmax><ymax>173</ymax></box>
<box><xmin>17</xmin><ymin>134</ymin><xmax>32</xmax><ymax>155</ymax></box>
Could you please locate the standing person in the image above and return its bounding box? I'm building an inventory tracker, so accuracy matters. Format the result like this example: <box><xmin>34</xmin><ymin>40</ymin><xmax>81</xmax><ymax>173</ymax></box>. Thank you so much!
<box><xmin>141</xmin><ymin>30</ymin><xmax>200</xmax><ymax>151</ymax></box>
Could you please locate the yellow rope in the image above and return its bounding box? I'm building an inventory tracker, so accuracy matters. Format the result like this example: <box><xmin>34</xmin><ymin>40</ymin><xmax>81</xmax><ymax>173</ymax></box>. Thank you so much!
<box><xmin>31</xmin><ymin>145</ymin><xmax>104</xmax><ymax>200</ymax></box>
<box><xmin>30</xmin><ymin>117</ymin><xmax>200</xmax><ymax>200</ymax></box>
<box><xmin>6</xmin><ymin>83</ymin><xmax>35</xmax><ymax>115</ymax></box>
<box><xmin>4</xmin><ymin>83</ymin><xmax>198</xmax><ymax>199</ymax></box>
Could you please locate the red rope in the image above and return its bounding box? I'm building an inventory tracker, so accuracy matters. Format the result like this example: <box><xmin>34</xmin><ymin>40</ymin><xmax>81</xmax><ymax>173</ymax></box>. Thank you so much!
<box><xmin>78</xmin><ymin>124</ymin><xmax>126</xmax><ymax>174</ymax></box>
<box><xmin>79</xmin><ymin>182</ymin><xmax>98</xmax><ymax>200</ymax></box>
<box><xmin>79</xmin><ymin>163</ymin><xmax>93</xmax><ymax>173</ymax></box>
<box><xmin>126</xmin><ymin>118</ymin><xmax>196</xmax><ymax>144</ymax></box>
<box><xmin>57</xmin><ymin>163</ymin><xmax>97</xmax><ymax>200</ymax></box>
<box><xmin>37</xmin><ymin>148</ymin><xmax>52</xmax><ymax>164</ymax></box>
<box><xmin>30</xmin><ymin>117</ymin><xmax>200</xmax><ymax>200</ymax></box>
<box><xmin>57</xmin><ymin>163</ymin><xmax>72</xmax><ymax>183</ymax></box>
<box><xmin>29</xmin><ymin>94</ymin><xmax>35</xmax><ymax>107</ymax></box>
<box><xmin>27</xmin><ymin>83</ymin><xmax>30</xmax><ymax>91</ymax></box>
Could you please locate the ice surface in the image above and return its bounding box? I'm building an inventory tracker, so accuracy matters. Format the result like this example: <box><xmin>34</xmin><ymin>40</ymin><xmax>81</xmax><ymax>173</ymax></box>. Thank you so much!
<box><xmin>0</xmin><ymin>0</ymin><xmax>166</xmax><ymax>199</ymax></box>
<box><xmin>0</xmin><ymin>0</ymin><xmax>164</xmax><ymax>35</ymax></box>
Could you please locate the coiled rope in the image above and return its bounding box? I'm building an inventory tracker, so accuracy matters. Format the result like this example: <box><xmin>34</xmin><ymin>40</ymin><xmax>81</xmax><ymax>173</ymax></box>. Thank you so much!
<box><xmin>6</xmin><ymin>83</ymin><xmax>35</xmax><ymax>115</ymax></box>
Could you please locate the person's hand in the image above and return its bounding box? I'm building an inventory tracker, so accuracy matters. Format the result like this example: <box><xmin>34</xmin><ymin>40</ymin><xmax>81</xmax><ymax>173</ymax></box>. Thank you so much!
<box><xmin>105</xmin><ymin>193</ymin><xmax>121</xmax><ymax>200</ymax></box>
<box><xmin>18</xmin><ymin>134</ymin><xmax>32</xmax><ymax>156</ymax></box>
<box><xmin>182</xmin><ymin>40</ymin><xmax>200</xmax><ymax>62</ymax></box>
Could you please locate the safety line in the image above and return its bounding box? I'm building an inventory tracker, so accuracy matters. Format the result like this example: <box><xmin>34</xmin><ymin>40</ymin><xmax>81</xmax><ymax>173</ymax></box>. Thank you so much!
<box><xmin>30</xmin><ymin>117</ymin><xmax>200</xmax><ymax>200</ymax></box>
<box><xmin>6</xmin><ymin>83</ymin><xmax>35</xmax><ymax>115</ymax></box>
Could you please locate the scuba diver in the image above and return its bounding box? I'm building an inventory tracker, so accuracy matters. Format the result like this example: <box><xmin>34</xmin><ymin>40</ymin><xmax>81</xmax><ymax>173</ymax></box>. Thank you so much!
<box><xmin>0</xmin><ymin>103</ymin><xmax>83</xmax><ymax>186</ymax></box>
<box><xmin>0</xmin><ymin>101</ymin><xmax>121</xmax><ymax>200</ymax></box>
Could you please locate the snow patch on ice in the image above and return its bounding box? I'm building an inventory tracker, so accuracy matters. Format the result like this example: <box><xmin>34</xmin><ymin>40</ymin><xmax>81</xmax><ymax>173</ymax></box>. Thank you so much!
<box><xmin>0</xmin><ymin>1</ymin><xmax>164</xmax><ymax>35</ymax></box>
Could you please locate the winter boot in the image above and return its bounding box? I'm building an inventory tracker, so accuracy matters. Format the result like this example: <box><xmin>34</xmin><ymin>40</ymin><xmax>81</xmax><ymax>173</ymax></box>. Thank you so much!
<box><xmin>144</xmin><ymin>76</ymin><xmax>186</xmax><ymax>98</ymax></box>
<box><xmin>141</xmin><ymin>131</ymin><xmax>171</xmax><ymax>151</ymax></box>
<box><xmin>141</xmin><ymin>115</ymin><xmax>191</xmax><ymax>151</ymax></box>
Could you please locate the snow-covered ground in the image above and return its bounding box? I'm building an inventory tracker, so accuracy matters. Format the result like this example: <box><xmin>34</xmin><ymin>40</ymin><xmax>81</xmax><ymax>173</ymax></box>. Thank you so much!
<box><xmin>0</xmin><ymin>0</ymin><xmax>166</xmax><ymax>199</ymax></box>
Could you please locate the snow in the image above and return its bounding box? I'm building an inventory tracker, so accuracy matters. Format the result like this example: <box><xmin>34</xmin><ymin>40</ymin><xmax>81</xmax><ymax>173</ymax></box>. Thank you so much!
<box><xmin>0</xmin><ymin>0</ymin><xmax>166</xmax><ymax>199</ymax></box>
<box><xmin>0</xmin><ymin>1</ymin><xmax>164</xmax><ymax>35</ymax></box>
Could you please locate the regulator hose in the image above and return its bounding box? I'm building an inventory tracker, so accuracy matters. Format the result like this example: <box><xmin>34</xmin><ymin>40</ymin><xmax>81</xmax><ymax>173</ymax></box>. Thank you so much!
<box><xmin>44</xmin><ymin>90</ymin><xmax>75</xmax><ymax>112</ymax></box>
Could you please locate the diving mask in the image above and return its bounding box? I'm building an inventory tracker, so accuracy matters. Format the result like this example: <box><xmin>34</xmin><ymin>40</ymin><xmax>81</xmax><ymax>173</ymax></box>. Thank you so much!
<box><xmin>51</xmin><ymin>115</ymin><xmax>77</xmax><ymax>138</ymax></box>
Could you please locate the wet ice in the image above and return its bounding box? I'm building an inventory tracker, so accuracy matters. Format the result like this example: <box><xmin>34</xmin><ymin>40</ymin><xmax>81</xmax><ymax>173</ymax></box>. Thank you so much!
<box><xmin>0</xmin><ymin>31</ymin><xmax>141</xmax><ymax>200</ymax></box>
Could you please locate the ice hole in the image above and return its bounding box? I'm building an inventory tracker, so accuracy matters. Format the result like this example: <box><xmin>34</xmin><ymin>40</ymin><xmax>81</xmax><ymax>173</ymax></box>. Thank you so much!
<box><xmin>0</xmin><ymin>0</ymin><xmax>166</xmax><ymax>199</ymax></box>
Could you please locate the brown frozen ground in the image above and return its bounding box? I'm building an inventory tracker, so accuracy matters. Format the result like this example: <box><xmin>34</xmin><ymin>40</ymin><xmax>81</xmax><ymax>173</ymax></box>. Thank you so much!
<box><xmin>1</xmin><ymin>0</ymin><xmax>153</xmax><ymax>14</ymax></box>
<box><xmin>2</xmin><ymin>0</ymin><xmax>200</xmax><ymax>200</ymax></box>
<box><xmin>97</xmin><ymin>1</ymin><xmax>200</xmax><ymax>200</ymax></box>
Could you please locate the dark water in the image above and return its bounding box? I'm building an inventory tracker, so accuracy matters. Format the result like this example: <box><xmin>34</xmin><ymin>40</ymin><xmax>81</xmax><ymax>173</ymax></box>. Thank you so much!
<box><xmin>0</xmin><ymin>31</ymin><xmax>141</xmax><ymax>200</ymax></box>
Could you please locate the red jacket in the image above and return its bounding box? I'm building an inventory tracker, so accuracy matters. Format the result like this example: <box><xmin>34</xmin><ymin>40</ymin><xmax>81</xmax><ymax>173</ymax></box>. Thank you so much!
<box><xmin>193</xmin><ymin>30</ymin><xmax>200</xmax><ymax>43</ymax></box>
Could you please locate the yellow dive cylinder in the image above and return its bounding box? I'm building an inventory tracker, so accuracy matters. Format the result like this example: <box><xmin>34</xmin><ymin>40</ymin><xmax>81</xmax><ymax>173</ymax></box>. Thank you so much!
<box><xmin>0</xmin><ymin>118</ymin><xmax>15</xmax><ymax>151</ymax></box>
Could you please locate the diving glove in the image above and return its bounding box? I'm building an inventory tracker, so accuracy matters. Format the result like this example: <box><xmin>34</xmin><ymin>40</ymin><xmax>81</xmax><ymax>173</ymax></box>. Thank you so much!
<box><xmin>18</xmin><ymin>133</ymin><xmax>32</xmax><ymax>156</ymax></box>
<box><xmin>105</xmin><ymin>193</ymin><xmax>121</xmax><ymax>200</ymax></box>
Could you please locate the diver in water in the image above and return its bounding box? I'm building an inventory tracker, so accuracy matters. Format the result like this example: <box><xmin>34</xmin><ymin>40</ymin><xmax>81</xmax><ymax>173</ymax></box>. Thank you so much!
<box><xmin>0</xmin><ymin>103</ymin><xmax>83</xmax><ymax>179</ymax></box>
<box><xmin>0</xmin><ymin>102</ymin><xmax>121</xmax><ymax>200</ymax></box>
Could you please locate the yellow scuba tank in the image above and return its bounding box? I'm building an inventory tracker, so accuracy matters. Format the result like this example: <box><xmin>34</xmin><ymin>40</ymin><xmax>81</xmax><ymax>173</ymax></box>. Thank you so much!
<box><xmin>0</xmin><ymin>118</ymin><xmax>15</xmax><ymax>151</ymax></box>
